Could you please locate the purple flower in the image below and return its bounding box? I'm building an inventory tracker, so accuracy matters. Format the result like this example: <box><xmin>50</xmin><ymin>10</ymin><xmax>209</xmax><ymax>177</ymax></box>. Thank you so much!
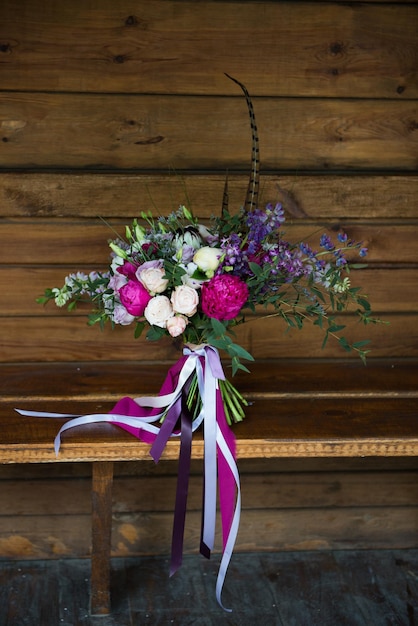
<box><xmin>320</xmin><ymin>234</ymin><xmax>335</xmax><ymax>251</ymax></box>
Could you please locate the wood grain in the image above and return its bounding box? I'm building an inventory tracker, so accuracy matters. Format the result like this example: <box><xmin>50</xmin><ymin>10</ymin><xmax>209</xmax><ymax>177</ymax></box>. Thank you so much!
<box><xmin>0</xmin><ymin>1</ymin><xmax>416</xmax><ymax>98</ymax></box>
<box><xmin>0</xmin><ymin>311</ymin><xmax>410</xmax><ymax>362</ymax></box>
<box><xmin>3</xmin><ymin>267</ymin><xmax>417</xmax><ymax>317</ymax></box>
<box><xmin>2</xmin><ymin>220</ymin><xmax>417</xmax><ymax>265</ymax></box>
<box><xmin>1</xmin><ymin>94</ymin><xmax>417</xmax><ymax>170</ymax></box>
<box><xmin>91</xmin><ymin>461</ymin><xmax>113</xmax><ymax>615</ymax></box>
<box><xmin>2</xmin><ymin>391</ymin><xmax>418</xmax><ymax>462</ymax></box>
<box><xmin>1</xmin><ymin>173</ymin><xmax>416</xmax><ymax>219</ymax></box>
<box><xmin>0</xmin><ymin>0</ymin><xmax>416</xmax><ymax>568</ymax></box>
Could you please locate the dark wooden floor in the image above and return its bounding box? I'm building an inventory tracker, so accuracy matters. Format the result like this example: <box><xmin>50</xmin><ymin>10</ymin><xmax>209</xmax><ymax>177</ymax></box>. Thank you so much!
<box><xmin>0</xmin><ymin>550</ymin><xmax>417</xmax><ymax>626</ymax></box>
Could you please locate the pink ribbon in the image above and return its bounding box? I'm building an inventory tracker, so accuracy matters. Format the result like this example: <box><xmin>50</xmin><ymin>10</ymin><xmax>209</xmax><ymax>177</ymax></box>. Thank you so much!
<box><xmin>15</xmin><ymin>345</ymin><xmax>240</xmax><ymax>611</ymax></box>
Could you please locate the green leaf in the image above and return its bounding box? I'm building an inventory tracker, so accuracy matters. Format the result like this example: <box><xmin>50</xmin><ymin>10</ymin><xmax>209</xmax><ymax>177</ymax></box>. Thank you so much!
<box><xmin>228</xmin><ymin>343</ymin><xmax>255</xmax><ymax>362</ymax></box>
<box><xmin>328</xmin><ymin>323</ymin><xmax>345</xmax><ymax>333</ymax></box>
<box><xmin>352</xmin><ymin>339</ymin><xmax>370</xmax><ymax>349</ymax></box>
<box><xmin>146</xmin><ymin>325</ymin><xmax>166</xmax><ymax>341</ymax></box>
<box><xmin>357</xmin><ymin>297</ymin><xmax>371</xmax><ymax>311</ymax></box>
<box><xmin>210</xmin><ymin>318</ymin><xmax>228</xmax><ymax>337</ymax></box>
<box><xmin>134</xmin><ymin>321</ymin><xmax>146</xmax><ymax>338</ymax></box>
<box><xmin>248</xmin><ymin>262</ymin><xmax>263</xmax><ymax>277</ymax></box>
<box><xmin>338</xmin><ymin>336</ymin><xmax>352</xmax><ymax>352</ymax></box>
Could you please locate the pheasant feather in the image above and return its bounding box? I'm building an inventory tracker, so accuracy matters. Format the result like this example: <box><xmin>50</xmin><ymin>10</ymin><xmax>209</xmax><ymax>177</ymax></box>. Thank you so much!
<box><xmin>225</xmin><ymin>74</ymin><xmax>260</xmax><ymax>213</ymax></box>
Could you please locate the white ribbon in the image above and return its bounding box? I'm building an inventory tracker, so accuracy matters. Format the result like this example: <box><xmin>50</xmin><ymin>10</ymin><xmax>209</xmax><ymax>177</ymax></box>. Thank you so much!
<box><xmin>15</xmin><ymin>344</ymin><xmax>240</xmax><ymax>611</ymax></box>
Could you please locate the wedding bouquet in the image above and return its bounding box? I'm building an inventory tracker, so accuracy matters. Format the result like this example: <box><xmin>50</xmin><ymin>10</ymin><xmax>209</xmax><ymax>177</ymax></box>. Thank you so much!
<box><xmin>34</xmin><ymin>75</ymin><xmax>378</xmax><ymax>610</ymax></box>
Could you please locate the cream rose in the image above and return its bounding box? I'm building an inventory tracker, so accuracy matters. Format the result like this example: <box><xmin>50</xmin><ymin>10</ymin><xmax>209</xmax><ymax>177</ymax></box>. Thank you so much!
<box><xmin>193</xmin><ymin>246</ymin><xmax>223</xmax><ymax>276</ymax></box>
<box><xmin>137</xmin><ymin>265</ymin><xmax>168</xmax><ymax>294</ymax></box>
<box><xmin>166</xmin><ymin>314</ymin><xmax>188</xmax><ymax>338</ymax></box>
<box><xmin>171</xmin><ymin>284</ymin><xmax>199</xmax><ymax>317</ymax></box>
<box><xmin>144</xmin><ymin>295</ymin><xmax>173</xmax><ymax>328</ymax></box>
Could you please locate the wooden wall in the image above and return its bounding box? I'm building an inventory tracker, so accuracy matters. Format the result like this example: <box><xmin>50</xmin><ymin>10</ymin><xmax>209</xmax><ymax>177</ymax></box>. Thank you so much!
<box><xmin>0</xmin><ymin>0</ymin><xmax>417</xmax><ymax>559</ymax></box>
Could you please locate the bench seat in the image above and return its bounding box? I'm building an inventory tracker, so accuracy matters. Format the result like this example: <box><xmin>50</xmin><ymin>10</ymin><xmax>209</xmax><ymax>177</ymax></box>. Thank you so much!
<box><xmin>1</xmin><ymin>359</ymin><xmax>417</xmax><ymax>462</ymax></box>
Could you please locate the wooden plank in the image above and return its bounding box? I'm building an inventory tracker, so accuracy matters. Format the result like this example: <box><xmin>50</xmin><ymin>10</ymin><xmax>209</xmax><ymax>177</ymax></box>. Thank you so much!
<box><xmin>1</xmin><ymin>94</ymin><xmax>417</xmax><ymax>170</ymax></box>
<box><xmin>0</xmin><ymin>507</ymin><xmax>416</xmax><ymax>559</ymax></box>
<box><xmin>3</xmin><ymin>267</ymin><xmax>417</xmax><ymax>317</ymax></box>
<box><xmin>1</xmin><ymin>173</ymin><xmax>416</xmax><ymax>219</ymax></box>
<box><xmin>2</xmin><ymin>220</ymin><xmax>417</xmax><ymax>265</ymax></box>
<box><xmin>1</xmin><ymin>395</ymin><xmax>417</xmax><ymax>462</ymax></box>
<box><xmin>0</xmin><ymin>471</ymin><xmax>415</xmax><ymax>515</ymax></box>
<box><xmin>0</xmin><ymin>552</ymin><xmax>416</xmax><ymax>624</ymax></box>
<box><xmin>0</xmin><ymin>312</ymin><xmax>413</xmax><ymax>362</ymax></box>
<box><xmin>2</xmin><ymin>359</ymin><xmax>418</xmax><ymax>402</ymax></box>
<box><xmin>0</xmin><ymin>1</ymin><xmax>416</xmax><ymax>98</ymax></box>
<box><xmin>91</xmin><ymin>461</ymin><xmax>113</xmax><ymax>615</ymax></box>
<box><xmin>0</xmin><ymin>456</ymin><xmax>416</xmax><ymax>480</ymax></box>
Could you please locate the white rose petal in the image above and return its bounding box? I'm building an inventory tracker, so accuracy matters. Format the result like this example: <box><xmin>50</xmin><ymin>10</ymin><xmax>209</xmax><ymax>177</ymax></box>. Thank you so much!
<box><xmin>137</xmin><ymin>267</ymin><xmax>169</xmax><ymax>294</ymax></box>
<box><xmin>171</xmin><ymin>285</ymin><xmax>199</xmax><ymax>317</ymax></box>
<box><xmin>144</xmin><ymin>295</ymin><xmax>174</xmax><ymax>328</ymax></box>
<box><xmin>193</xmin><ymin>246</ymin><xmax>223</xmax><ymax>274</ymax></box>
<box><xmin>166</xmin><ymin>315</ymin><xmax>188</xmax><ymax>338</ymax></box>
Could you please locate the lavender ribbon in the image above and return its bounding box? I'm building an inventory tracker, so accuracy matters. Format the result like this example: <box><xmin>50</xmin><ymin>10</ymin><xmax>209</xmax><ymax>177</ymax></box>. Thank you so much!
<box><xmin>15</xmin><ymin>345</ymin><xmax>240</xmax><ymax>611</ymax></box>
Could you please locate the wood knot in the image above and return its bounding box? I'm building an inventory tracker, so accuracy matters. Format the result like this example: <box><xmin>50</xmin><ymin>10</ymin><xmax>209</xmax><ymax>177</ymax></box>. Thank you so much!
<box><xmin>113</xmin><ymin>54</ymin><xmax>126</xmax><ymax>64</ymax></box>
<box><xmin>125</xmin><ymin>15</ymin><xmax>138</xmax><ymax>26</ymax></box>
<box><xmin>329</xmin><ymin>42</ymin><xmax>344</xmax><ymax>56</ymax></box>
<box><xmin>134</xmin><ymin>135</ymin><xmax>164</xmax><ymax>145</ymax></box>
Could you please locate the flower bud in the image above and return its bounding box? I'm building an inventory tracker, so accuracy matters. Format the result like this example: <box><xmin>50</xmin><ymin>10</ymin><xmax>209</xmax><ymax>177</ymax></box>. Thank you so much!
<box><xmin>193</xmin><ymin>246</ymin><xmax>223</xmax><ymax>274</ymax></box>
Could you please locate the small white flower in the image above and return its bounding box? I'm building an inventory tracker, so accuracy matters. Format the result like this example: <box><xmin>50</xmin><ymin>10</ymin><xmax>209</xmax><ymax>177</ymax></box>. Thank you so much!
<box><xmin>52</xmin><ymin>287</ymin><xmax>71</xmax><ymax>307</ymax></box>
<box><xmin>180</xmin><ymin>262</ymin><xmax>204</xmax><ymax>289</ymax></box>
<box><xmin>110</xmin><ymin>256</ymin><xmax>125</xmax><ymax>273</ymax></box>
<box><xmin>333</xmin><ymin>277</ymin><xmax>351</xmax><ymax>293</ymax></box>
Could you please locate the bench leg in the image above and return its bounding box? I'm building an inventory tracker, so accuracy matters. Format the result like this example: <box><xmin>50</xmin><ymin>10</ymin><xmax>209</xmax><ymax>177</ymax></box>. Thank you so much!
<box><xmin>91</xmin><ymin>461</ymin><xmax>114</xmax><ymax>615</ymax></box>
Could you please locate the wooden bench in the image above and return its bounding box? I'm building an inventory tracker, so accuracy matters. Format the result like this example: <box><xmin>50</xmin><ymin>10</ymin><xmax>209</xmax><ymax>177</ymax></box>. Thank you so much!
<box><xmin>1</xmin><ymin>358</ymin><xmax>417</xmax><ymax>615</ymax></box>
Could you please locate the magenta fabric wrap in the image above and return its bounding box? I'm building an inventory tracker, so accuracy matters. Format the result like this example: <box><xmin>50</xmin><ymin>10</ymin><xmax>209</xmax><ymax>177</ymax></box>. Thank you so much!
<box><xmin>15</xmin><ymin>346</ymin><xmax>240</xmax><ymax>611</ymax></box>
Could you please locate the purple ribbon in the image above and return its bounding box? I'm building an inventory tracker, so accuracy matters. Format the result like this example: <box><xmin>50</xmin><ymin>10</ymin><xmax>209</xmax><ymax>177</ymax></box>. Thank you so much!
<box><xmin>15</xmin><ymin>345</ymin><xmax>241</xmax><ymax>611</ymax></box>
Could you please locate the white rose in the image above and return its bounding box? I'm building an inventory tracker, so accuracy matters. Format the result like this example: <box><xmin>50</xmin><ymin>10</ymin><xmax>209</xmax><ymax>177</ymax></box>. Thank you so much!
<box><xmin>137</xmin><ymin>267</ymin><xmax>169</xmax><ymax>294</ymax></box>
<box><xmin>144</xmin><ymin>295</ymin><xmax>173</xmax><ymax>328</ymax></box>
<box><xmin>171</xmin><ymin>284</ymin><xmax>199</xmax><ymax>317</ymax></box>
<box><xmin>166</xmin><ymin>314</ymin><xmax>188</xmax><ymax>338</ymax></box>
<box><xmin>193</xmin><ymin>246</ymin><xmax>223</xmax><ymax>276</ymax></box>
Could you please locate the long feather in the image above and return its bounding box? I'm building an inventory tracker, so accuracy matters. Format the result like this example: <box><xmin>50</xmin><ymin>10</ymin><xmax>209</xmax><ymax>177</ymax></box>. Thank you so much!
<box><xmin>225</xmin><ymin>73</ymin><xmax>260</xmax><ymax>212</ymax></box>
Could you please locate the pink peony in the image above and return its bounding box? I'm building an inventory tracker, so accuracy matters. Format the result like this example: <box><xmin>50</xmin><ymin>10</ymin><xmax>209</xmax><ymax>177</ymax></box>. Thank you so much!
<box><xmin>201</xmin><ymin>274</ymin><xmax>249</xmax><ymax>321</ymax></box>
<box><xmin>119</xmin><ymin>280</ymin><xmax>151</xmax><ymax>316</ymax></box>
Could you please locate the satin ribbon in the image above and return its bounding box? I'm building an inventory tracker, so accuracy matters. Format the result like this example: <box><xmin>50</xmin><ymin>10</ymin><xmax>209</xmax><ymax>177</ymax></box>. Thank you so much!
<box><xmin>15</xmin><ymin>345</ymin><xmax>240</xmax><ymax>611</ymax></box>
